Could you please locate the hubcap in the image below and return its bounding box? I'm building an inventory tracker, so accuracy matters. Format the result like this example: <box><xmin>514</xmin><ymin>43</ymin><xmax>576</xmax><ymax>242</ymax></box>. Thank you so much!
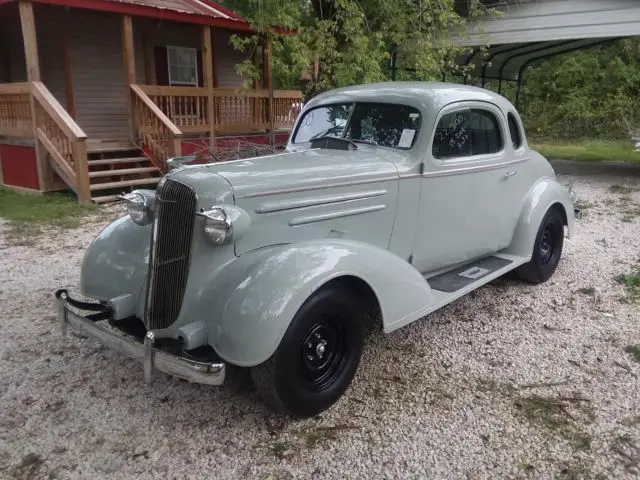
<box><xmin>300</xmin><ymin>320</ymin><xmax>346</xmax><ymax>391</ymax></box>
<box><xmin>539</xmin><ymin>224</ymin><xmax>556</xmax><ymax>264</ymax></box>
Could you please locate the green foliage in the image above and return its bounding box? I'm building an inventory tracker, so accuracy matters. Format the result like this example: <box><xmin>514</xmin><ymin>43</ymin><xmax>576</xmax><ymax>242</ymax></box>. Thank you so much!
<box><xmin>615</xmin><ymin>266</ymin><xmax>640</xmax><ymax>304</ymax></box>
<box><xmin>223</xmin><ymin>0</ymin><xmax>477</xmax><ymax>95</ymax></box>
<box><xmin>625</xmin><ymin>345</ymin><xmax>640</xmax><ymax>363</ymax></box>
<box><xmin>517</xmin><ymin>39</ymin><xmax>640</xmax><ymax>140</ymax></box>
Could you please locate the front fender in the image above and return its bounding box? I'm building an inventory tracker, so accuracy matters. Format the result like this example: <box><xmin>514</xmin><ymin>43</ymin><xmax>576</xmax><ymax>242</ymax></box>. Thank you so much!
<box><xmin>504</xmin><ymin>176</ymin><xmax>575</xmax><ymax>258</ymax></box>
<box><xmin>80</xmin><ymin>215</ymin><xmax>151</xmax><ymax>302</ymax></box>
<box><xmin>203</xmin><ymin>239</ymin><xmax>433</xmax><ymax>367</ymax></box>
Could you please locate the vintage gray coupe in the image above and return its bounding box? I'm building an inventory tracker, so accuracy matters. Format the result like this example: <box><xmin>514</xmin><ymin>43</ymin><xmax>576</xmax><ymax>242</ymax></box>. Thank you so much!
<box><xmin>56</xmin><ymin>82</ymin><xmax>576</xmax><ymax>417</ymax></box>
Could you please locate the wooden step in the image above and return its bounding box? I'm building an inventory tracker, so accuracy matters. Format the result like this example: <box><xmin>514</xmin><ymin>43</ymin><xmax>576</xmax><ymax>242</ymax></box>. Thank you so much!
<box><xmin>88</xmin><ymin>157</ymin><xmax>149</xmax><ymax>166</ymax></box>
<box><xmin>87</xmin><ymin>142</ymin><xmax>139</xmax><ymax>154</ymax></box>
<box><xmin>90</xmin><ymin>177</ymin><xmax>160</xmax><ymax>191</ymax></box>
<box><xmin>89</xmin><ymin>167</ymin><xmax>159</xmax><ymax>178</ymax></box>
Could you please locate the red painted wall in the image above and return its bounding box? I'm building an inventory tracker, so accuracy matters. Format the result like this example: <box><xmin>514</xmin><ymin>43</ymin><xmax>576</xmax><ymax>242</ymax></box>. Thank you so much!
<box><xmin>0</xmin><ymin>144</ymin><xmax>40</xmax><ymax>190</ymax></box>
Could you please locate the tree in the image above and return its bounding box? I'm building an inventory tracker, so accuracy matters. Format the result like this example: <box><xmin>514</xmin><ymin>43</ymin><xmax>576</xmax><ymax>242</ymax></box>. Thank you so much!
<box><xmin>518</xmin><ymin>39</ymin><xmax>640</xmax><ymax>139</ymax></box>
<box><xmin>222</xmin><ymin>0</ymin><xmax>480</xmax><ymax>97</ymax></box>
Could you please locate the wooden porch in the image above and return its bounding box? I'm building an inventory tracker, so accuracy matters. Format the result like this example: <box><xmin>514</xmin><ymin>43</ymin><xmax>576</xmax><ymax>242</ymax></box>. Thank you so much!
<box><xmin>0</xmin><ymin>0</ymin><xmax>303</xmax><ymax>203</ymax></box>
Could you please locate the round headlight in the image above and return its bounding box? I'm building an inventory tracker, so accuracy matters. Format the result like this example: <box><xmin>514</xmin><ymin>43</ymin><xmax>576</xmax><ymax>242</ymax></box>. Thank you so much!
<box><xmin>200</xmin><ymin>207</ymin><xmax>232</xmax><ymax>244</ymax></box>
<box><xmin>121</xmin><ymin>192</ymin><xmax>153</xmax><ymax>226</ymax></box>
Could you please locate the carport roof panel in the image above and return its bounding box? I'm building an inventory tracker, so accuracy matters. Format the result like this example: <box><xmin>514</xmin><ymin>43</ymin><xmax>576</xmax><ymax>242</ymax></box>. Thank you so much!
<box><xmin>460</xmin><ymin>38</ymin><xmax>620</xmax><ymax>81</ymax></box>
<box><xmin>452</xmin><ymin>0</ymin><xmax>640</xmax><ymax>47</ymax></box>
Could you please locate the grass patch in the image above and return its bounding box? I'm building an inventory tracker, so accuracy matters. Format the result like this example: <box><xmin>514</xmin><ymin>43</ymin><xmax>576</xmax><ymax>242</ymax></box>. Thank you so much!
<box><xmin>270</xmin><ymin>440</ymin><xmax>294</xmax><ymax>459</ymax></box>
<box><xmin>297</xmin><ymin>425</ymin><xmax>357</xmax><ymax>449</ymax></box>
<box><xmin>0</xmin><ymin>188</ymin><xmax>98</xmax><ymax>240</ymax></box>
<box><xmin>530</xmin><ymin>139</ymin><xmax>640</xmax><ymax>163</ymax></box>
<box><xmin>609</xmin><ymin>185</ymin><xmax>635</xmax><ymax>195</ymax></box>
<box><xmin>514</xmin><ymin>395</ymin><xmax>593</xmax><ymax>452</ymax></box>
<box><xmin>615</xmin><ymin>268</ymin><xmax>640</xmax><ymax>303</ymax></box>
<box><xmin>625</xmin><ymin>345</ymin><xmax>640</xmax><ymax>363</ymax></box>
<box><xmin>11</xmin><ymin>453</ymin><xmax>44</xmax><ymax>478</ymax></box>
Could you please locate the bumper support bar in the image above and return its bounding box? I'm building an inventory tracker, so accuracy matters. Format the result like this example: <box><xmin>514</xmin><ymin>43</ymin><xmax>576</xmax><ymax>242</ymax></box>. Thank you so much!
<box><xmin>56</xmin><ymin>291</ymin><xmax>225</xmax><ymax>386</ymax></box>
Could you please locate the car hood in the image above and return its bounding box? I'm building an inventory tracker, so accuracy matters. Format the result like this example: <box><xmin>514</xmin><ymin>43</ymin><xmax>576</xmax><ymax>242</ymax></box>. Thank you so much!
<box><xmin>201</xmin><ymin>147</ymin><xmax>401</xmax><ymax>199</ymax></box>
<box><xmin>166</xmin><ymin>146</ymin><xmax>403</xmax><ymax>255</ymax></box>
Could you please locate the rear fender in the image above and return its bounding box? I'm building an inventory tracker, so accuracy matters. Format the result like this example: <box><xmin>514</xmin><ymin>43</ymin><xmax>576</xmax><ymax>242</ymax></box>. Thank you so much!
<box><xmin>204</xmin><ymin>239</ymin><xmax>433</xmax><ymax>367</ymax></box>
<box><xmin>504</xmin><ymin>177</ymin><xmax>575</xmax><ymax>257</ymax></box>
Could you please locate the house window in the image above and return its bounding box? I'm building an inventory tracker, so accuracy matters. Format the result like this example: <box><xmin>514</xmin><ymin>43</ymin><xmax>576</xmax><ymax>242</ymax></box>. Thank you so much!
<box><xmin>432</xmin><ymin>108</ymin><xmax>503</xmax><ymax>160</ymax></box>
<box><xmin>167</xmin><ymin>46</ymin><xmax>198</xmax><ymax>86</ymax></box>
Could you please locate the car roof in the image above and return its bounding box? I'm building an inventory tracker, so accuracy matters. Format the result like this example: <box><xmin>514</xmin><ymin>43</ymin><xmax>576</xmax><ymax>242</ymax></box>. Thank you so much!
<box><xmin>304</xmin><ymin>81</ymin><xmax>516</xmax><ymax>116</ymax></box>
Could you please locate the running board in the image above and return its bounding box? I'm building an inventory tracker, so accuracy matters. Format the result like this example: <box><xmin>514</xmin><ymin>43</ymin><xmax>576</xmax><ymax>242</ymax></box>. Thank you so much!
<box><xmin>384</xmin><ymin>253</ymin><xmax>530</xmax><ymax>333</ymax></box>
<box><xmin>427</xmin><ymin>253</ymin><xmax>529</xmax><ymax>312</ymax></box>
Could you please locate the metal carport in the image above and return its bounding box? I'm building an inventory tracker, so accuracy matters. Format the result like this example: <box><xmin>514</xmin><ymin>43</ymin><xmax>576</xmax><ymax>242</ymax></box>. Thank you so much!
<box><xmin>447</xmin><ymin>0</ymin><xmax>640</xmax><ymax>105</ymax></box>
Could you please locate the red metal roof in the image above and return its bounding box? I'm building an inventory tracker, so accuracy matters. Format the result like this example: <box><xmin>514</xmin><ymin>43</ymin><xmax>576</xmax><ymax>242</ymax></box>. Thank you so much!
<box><xmin>1</xmin><ymin>0</ymin><xmax>253</xmax><ymax>30</ymax></box>
<box><xmin>103</xmin><ymin>0</ymin><xmax>245</xmax><ymax>21</ymax></box>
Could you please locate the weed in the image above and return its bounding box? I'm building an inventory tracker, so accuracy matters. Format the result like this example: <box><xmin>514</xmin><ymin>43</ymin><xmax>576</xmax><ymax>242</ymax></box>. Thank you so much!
<box><xmin>514</xmin><ymin>395</ymin><xmax>593</xmax><ymax>452</ymax></box>
<box><xmin>558</xmin><ymin>459</ymin><xmax>592</xmax><ymax>479</ymax></box>
<box><xmin>615</xmin><ymin>268</ymin><xmax>640</xmax><ymax>303</ymax></box>
<box><xmin>298</xmin><ymin>425</ymin><xmax>357</xmax><ymax>449</ymax></box>
<box><xmin>624</xmin><ymin>345</ymin><xmax>640</xmax><ymax>363</ymax></box>
<box><xmin>575</xmin><ymin>287</ymin><xmax>595</xmax><ymax>295</ymax></box>
<box><xmin>574</xmin><ymin>200</ymin><xmax>594</xmax><ymax>212</ymax></box>
<box><xmin>615</xmin><ymin>434</ymin><xmax>635</xmax><ymax>446</ymax></box>
<box><xmin>518</xmin><ymin>462</ymin><xmax>535</xmax><ymax>473</ymax></box>
<box><xmin>609</xmin><ymin>185</ymin><xmax>634</xmax><ymax>195</ymax></box>
<box><xmin>11</xmin><ymin>452</ymin><xmax>43</xmax><ymax>478</ymax></box>
<box><xmin>270</xmin><ymin>440</ymin><xmax>293</xmax><ymax>459</ymax></box>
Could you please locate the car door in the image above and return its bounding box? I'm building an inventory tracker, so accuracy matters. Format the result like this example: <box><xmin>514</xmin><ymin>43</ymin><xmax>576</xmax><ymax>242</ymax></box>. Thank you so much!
<box><xmin>411</xmin><ymin>101</ymin><xmax>525</xmax><ymax>274</ymax></box>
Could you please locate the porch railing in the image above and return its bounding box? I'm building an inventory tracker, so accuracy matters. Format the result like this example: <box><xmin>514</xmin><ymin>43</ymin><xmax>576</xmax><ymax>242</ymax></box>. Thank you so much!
<box><xmin>138</xmin><ymin>85</ymin><xmax>304</xmax><ymax>135</ymax></box>
<box><xmin>32</xmin><ymin>81</ymin><xmax>90</xmax><ymax>203</ymax></box>
<box><xmin>131</xmin><ymin>84</ymin><xmax>183</xmax><ymax>171</ymax></box>
<box><xmin>0</xmin><ymin>83</ymin><xmax>32</xmax><ymax>138</ymax></box>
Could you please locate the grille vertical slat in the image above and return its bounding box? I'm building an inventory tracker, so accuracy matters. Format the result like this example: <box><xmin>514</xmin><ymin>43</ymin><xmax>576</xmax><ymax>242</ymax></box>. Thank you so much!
<box><xmin>146</xmin><ymin>179</ymin><xmax>197</xmax><ymax>330</ymax></box>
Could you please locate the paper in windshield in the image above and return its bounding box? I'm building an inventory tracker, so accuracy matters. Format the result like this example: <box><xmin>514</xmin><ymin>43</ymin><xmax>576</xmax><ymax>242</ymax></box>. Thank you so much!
<box><xmin>398</xmin><ymin>129</ymin><xmax>416</xmax><ymax>148</ymax></box>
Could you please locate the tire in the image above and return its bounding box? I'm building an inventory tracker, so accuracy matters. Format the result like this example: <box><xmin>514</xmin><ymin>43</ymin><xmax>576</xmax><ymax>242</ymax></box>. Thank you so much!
<box><xmin>251</xmin><ymin>285</ymin><xmax>365</xmax><ymax>417</ymax></box>
<box><xmin>515</xmin><ymin>206</ymin><xmax>565</xmax><ymax>284</ymax></box>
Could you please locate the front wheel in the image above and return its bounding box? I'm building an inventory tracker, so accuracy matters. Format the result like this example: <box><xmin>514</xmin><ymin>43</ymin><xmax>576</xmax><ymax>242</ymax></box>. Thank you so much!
<box><xmin>251</xmin><ymin>285</ymin><xmax>365</xmax><ymax>417</ymax></box>
<box><xmin>515</xmin><ymin>206</ymin><xmax>565</xmax><ymax>284</ymax></box>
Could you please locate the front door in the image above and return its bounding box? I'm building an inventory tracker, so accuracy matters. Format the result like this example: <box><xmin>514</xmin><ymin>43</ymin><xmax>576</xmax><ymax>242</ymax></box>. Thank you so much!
<box><xmin>411</xmin><ymin>102</ymin><xmax>525</xmax><ymax>274</ymax></box>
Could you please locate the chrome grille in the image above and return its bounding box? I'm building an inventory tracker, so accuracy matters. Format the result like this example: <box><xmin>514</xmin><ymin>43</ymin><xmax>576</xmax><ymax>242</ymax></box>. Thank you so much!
<box><xmin>145</xmin><ymin>179</ymin><xmax>197</xmax><ymax>330</ymax></box>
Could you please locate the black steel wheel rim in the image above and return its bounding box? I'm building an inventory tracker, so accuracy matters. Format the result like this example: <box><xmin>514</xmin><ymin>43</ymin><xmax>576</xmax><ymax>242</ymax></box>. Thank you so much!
<box><xmin>300</xmin><ymin>318</ymin><xmax>347</xmax><ymax>391</ymax></box>
<box><xmin>539</xmin><ymin>223</ymin><xmax>557</xmax><ymax>264</ymax></box>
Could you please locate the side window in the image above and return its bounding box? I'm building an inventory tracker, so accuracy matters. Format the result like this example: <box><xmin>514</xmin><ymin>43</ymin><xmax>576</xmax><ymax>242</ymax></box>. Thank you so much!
<box><xmin>432</xmin><ymin>108</ymin><xmax>503</xmax><ymax>160</ymax></box>
<box><xmin>508</xmin><ymin>112</ymin><xmax>522</xmax><ymax>150</ymax></box>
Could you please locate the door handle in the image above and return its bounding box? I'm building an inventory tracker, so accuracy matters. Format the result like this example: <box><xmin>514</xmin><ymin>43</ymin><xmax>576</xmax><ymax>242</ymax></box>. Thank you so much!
<box><xmin>503</xmin><ymin>170</ymin><xmax>517</xmax><ymax>179</ymax></box>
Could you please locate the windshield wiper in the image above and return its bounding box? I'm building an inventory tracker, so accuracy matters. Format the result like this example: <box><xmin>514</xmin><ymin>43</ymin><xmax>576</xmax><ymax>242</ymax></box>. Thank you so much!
<box><xmin>309</xmin><ymin>136</ymin><xmax>358</xmax><ymax>151</ymax></box>
<box><xmin>350</xmin><ymin>139</ymin><xmax>378</xmax><ymax>146</ymax></box>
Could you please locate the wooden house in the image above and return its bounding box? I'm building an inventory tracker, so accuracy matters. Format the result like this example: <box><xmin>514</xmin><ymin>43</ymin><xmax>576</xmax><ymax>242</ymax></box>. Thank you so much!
<box><xmin>0</xmin><ymin>0</ymin><xmax>303</xmax><ymax>202</ymax></box>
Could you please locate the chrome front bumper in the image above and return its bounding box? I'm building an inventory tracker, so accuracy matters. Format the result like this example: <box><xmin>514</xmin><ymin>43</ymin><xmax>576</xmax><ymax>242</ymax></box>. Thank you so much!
<box><xmin>56</xmin><ymin>291</ymin><xmax>225</xmax><ymax>386</ymax></box>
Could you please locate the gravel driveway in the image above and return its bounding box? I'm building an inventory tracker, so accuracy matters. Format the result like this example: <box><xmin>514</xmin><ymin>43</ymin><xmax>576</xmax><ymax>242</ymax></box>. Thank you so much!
<box><xmin>1</xmin><ymin>174</ymin><xmax>639</xmax><ymax>480</ymax></box>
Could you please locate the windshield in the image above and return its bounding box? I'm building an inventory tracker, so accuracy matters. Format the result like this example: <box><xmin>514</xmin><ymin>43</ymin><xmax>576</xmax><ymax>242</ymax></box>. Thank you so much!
<box><xmin>292</xmin><ymin>102</ymin><xmax>422</xmax><ymax>150</ymax></box>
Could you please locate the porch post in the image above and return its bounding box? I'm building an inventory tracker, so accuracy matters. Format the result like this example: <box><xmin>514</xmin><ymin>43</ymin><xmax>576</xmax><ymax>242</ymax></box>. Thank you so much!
<box><xmin>202</xmin><ymin>25</ymin><xmax>216</xmax><ymax>148</ymax></box>
<box><xmin>263</xmin><ymin>36</ymin><xmax>274</xmax><ymax>145</ymax></box>
<box><xmin>122</xmin><ymin>15</ymin><xmax>136</xmax><ymax>139</ymax></box>
<box><xmin>61</xmin><ymin>15</ymin><xmax>76</xmax><ymax>118</ymax></box>
<box><xmin>19</xmin><ymin>1</ymin><xmax>40</xmax><ymax>82</ymax></box>
<box><xmin>19</xmin><ymin>0</ymin><xmax>52</xmax><ymax>192</ymax></box>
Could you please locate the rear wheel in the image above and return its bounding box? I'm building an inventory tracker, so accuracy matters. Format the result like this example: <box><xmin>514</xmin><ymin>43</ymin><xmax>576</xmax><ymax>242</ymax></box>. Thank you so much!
<box><xmin>515</xmin><ymin>206</ymin><xmax>565</xmax><ymax>284</ymax></box>
<box><xmin>251</xmin><ymin>285</ymin><xmax>365</xmax><ymax>417</ymax></box>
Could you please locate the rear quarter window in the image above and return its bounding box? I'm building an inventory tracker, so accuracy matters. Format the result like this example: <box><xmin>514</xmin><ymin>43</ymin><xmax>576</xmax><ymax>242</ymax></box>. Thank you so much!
<box><xmin>508</xmin><ymin>112</ymin><xmax>523</xmax><ymax>150</ymax></box>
